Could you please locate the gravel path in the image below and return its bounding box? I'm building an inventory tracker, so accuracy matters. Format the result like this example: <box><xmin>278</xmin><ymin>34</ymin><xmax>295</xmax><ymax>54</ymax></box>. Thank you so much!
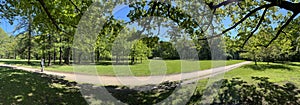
<box><xmin>0</xmin><ymin>61</ymin><xmax>251</xmax><ymax>86</ymax></box>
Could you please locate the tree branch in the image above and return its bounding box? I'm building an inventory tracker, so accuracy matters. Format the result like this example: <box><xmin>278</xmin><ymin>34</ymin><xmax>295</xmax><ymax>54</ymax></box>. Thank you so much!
<box><xmin>37</xmin><ymin>0</ymin><xmax>59</xmax><ymax>30</ymax></box>
<box><xmin>199</xmin><ymin>4</ymin><xmax>273</xmax><ymax>40</ymax></box>
<box><xmin>265</xmin><ymin>13</ymin><xmax>298</xmax><ymax>47</ymax></box>
<box><xmin>207</xmin><ymin>0</ymin><xmax>300</xmax><ymax>13</ymax></box>
<box><xmin>264</xmin><ymin>0</ymin><xmax>300</xmax><ymax>13</ymax></box>
<box><xmin>37</xmin><ymin>0</ymin><xmax>70</xmax><ymax>34</ymax></box>
<box><xmin>206</xmin><ymin>0</ymin><xmax>241</xmax><ymax>12</ymax></box>
<box><xmin>242</xmin><ymin>7</ymin><xmax>269</xmax><ymax>48</ymax></box>
<box><xmin>68</xmin><ymin>0</ymin><xmax>83</xmax><ymax>15</ymax></box>
<box><xmin>58</xmin><ymin>21</ymin><xmax>77</xmax><ymax>28</ymax></box>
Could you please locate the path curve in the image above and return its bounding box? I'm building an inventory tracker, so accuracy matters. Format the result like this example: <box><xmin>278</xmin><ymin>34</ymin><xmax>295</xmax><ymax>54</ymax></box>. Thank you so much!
<box><xmin>0</xmin><ymin>61</ymin><xmax>251</xmax><ymax>86</ymax></box>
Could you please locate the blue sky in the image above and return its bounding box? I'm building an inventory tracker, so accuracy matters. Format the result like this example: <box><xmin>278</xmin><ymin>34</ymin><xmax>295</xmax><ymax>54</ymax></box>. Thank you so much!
<box><xmin>0</xmin><ymin>4</ymin><xmax>290</xmax><ymax>37</ymax></box>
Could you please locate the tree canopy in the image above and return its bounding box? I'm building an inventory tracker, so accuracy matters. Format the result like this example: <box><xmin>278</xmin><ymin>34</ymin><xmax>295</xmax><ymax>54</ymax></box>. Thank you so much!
<box><xmin>1</xmin><ymin>0</ymin><xmax>300</xmax><ymax>63</ymax></box>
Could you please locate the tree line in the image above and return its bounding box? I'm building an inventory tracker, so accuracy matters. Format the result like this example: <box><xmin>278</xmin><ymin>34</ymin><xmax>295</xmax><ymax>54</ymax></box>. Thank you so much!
<box><xmin>1</xmin><ymin>0</ymin><xmax>300</xmax><ymax>65</ymax></box>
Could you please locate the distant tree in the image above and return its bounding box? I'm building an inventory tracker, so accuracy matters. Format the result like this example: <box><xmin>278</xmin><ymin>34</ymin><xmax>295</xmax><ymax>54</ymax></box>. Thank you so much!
<box><xmin>130</xmin><ymin>40</ymin><xmax>151</xmax><ymax>64</ymax></box>
<box><xmin>0</xmin><ymin>28</ymin><xmax>14</xmax><ymax>58</ymax></box>
<box><xmin>157</xmin><ymin>41</ymin><xmax>179</xmax><ymax>59</ymax></box>
<box><xmin>240</xmin><ymin>30</ymin><xmax>293</xmax><ymax>64</ymax></box>
<box><xmin>141</xmin><ymin>36</ymin><xmax>159</xmax><ymax>58</ymax></box>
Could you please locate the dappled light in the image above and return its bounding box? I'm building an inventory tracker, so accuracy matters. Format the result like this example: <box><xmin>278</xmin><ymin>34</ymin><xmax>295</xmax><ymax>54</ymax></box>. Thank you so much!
<box><xmin>0</xmin><ymin>67</ymin><xmax>87</xmax><ymax>104</ymax></box>
<box><xmin>189</xmin><ymin>77</ymin><xmax>300</xmax><ymax>105</ymax></box>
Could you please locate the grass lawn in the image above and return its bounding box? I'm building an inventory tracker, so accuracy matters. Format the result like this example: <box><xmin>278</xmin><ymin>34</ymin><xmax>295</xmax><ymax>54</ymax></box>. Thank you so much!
<box><xmin>195</xmin><ymin>62</ymin><xmax>300</xmax><ymax>89</ymax></box>
<box><xmin>0</xmin><ymin>59</ymin><xmax>245</xmax><ymax>76</ymax></box>
<box><xmin>189</xmin><ymin>62</ymin><xmax>300</xmax><ymax>104</ymax></box>
<box><xmin>0</xmin><ymin>67</ymin><xmax>87</xmax><ymax>104</ymax></box>
<box><xmin>223</xmin><ymin>62</ymin><xmax>300</xmax><ymax>86</ymax></box>
<box><xmin>1</xmin><ymin>61</ymin><xmax>299</xmax><ymax>104</ymax></box>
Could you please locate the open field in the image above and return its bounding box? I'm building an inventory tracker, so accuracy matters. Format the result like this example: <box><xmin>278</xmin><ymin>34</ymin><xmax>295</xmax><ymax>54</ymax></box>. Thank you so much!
<box><xmin>1</xmin><ymin>61</ymin><xmax>299</xmax><ymax>104</ymax></box>
<box><xmin>195</xmin><ymin>62</ymin><xmax>300</xmax><ymax>90</ymax></box>
<box><xmin>190</xmin><ymin>62</ymin><xmax>300</xmax><ymax>104</ymax></box>
<box><xmin>0</xmin><ymin>59</ymin><xmax>244</xmax><ymax>76</ymax></box>
<box><xmin>223</xmin><ymin>62</ymin><xmax>300</xmax><ymax>86</ymax></box>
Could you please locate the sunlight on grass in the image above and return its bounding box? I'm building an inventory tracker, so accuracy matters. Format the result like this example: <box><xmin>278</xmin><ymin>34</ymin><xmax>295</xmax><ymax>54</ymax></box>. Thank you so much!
<box><xmin>0</xmin><ymin>67</ymin><xmax>87</xmax><ymax>104</ymax></box>
<box><xmin>197</xmin><ymin>62</ymin><xmax>300</xmax><ymax>87</ymax></box>
<box><xmin>0</xmin><ymin>59</ymin><xmax>245</xmax><ymax>76</ymax></box>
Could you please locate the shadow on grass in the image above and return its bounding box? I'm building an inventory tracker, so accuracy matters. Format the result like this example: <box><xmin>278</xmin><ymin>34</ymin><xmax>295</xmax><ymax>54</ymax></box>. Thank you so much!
<box><xmin>0</xmin><ymin>67</ymin><xmax>87</xmax><ymax>105</ymax></box>
<box><xmin>188</xmin><ymin>77</ymin><xmax>300</xmax><ymax>105</ymax></box>
<box><xmin>0</xmin><ymin>66</ymin><xmax>178</xmax><ymax>104</ymax></box>
<box><xmin>284</xmin><ymin>62</ymin><xmax>300</xmax><ymax>67</ymax></box>
<box><xmin>77</xmin><ymin>81</ymin><xmax>179</xmax><ymax>105</ymax></box>
<box><xmin>242</xmin><ymin>64</ymin><xmax>293</xmax><ymax>71</ymax></box>
<box><xmin>1</xmin><ymin>66</ymin><xmax>299</xmax><ymax>104</ymax></box>
<box><xmin>0</xmin><ymin>60</ymin><xmax>67</xmax><ymax>66</ymax></box>
<box><xmin>0</xmin><ymin>60</ymin><xmax>40</xmax><ymax>66</ymax></box>
<box><xmin>0</xmin><ymin>60</ymin><xmax>144</xmax><ymax>67</ymax></box>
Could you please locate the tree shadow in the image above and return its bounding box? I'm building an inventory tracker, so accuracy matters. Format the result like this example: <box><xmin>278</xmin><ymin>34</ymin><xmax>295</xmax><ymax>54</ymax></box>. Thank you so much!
<box><xmin>188</xmin><ymin>77</ymin><xmax>300</xmax><ymax>105</ymax></box>
<box><xmin>2</xmin><ymin>66</ymin><xmax>299</xmax><ymax>104</ymax></box>
<box><xmin>95</xmin><ymin>61</ymin><xmax>144</xmax><ymax>65</ymax></box>
<box><xmin>95</xmin><ymin>61</ymin><xmax>112</xmax><ymax>65</ymax></box>
<box><xmin>0</xmin><ymin>60</ymin><xmax>40</xmax><ymax>66</ymax></box>
<box><xmin>0</xmin><ymin>67</ymin><xmax>87</xmax><ymax>105</ymax></box>
<box><xmin>0</xmin><ymin>66</ymin><xmax>179</xmax><ymax>105</ymax></box>
<box><xmin>283</xmin><ymin>62</ymin><xmax>300</xmax><ymax>67</ymax></box>
<box><xmin>242</xmin><ymin>64</ymin><xmax>293</xmax><ymax>71</ymax></box>
<box><xmin>77</xmin><ymin>81</ymin><xmax>179</xmax><ymax>105</ymax></box>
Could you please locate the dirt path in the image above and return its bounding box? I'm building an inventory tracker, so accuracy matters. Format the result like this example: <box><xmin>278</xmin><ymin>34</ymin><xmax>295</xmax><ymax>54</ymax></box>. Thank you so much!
<box><xmin>0</xmin><ymin>61</ymin><xmax>251</xmax><ymax>86</ymax></box>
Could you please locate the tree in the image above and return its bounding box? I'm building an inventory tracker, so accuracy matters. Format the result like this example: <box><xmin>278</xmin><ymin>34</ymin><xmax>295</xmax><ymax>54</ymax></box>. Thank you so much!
<box><xmin>2</xmin><ymin>0</ymin><xmax>300</xmax><ymax>64</ymax></box>
<box><xmin>130</xmin><ymin>40</ymin><xmax>151</xmax><ymax>64</ymax></box>
<box><xmin>141</xmin><ymin>36</ymin><xmax>160</xmax><ymax>58</ymax></box>
<box><xmin>0</xmin><ymin>28</ymin><xmax>14</xmax><ymax>58</ymax></box>
<box><xmin>111</xmin><ymin>29</ymin><xmax>131</xmax><ymax>64</ymax></box>
<box><xmin>240</xmin><ymin>30</ymin><xmax>293</xmax><ymax>64</ymax></box>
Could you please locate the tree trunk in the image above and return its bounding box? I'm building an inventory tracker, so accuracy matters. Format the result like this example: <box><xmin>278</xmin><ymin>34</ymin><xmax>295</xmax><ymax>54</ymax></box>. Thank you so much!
<box><xmin>131</xmin><ymin>56</ymin><xmax>135</xmax><ymax>65</ymax></box>
<box><xmin>73</xmin><ymin>48</ymin><xmax>76</xmax><ymax>64</ymax></box>
<box><xmin>64</xmin><ymin>47</ymin><xmax>71</xmax><ymax>65</ymax></box>
<box><xmin>91</xmin><ymin>52</ymin><xmax>94</xmax><ymax>63</ymax></box>
<box><xmin>116</xmin><ymin>55</ymin><xmax>119</xmax><ymax>64</ymax></box>
<box><xmin>96</xmin><ymin>49</ymin><xmax>100</xmax><ymax>62</ymax></box>
<box><xmin>254</xmin><ymin>55</ymin><xmax>257</xmax><ymax>65</ymax></box>
<box><xmin>78</xmin><ymin>53</ymin><xmax>82</xmax><ymax>64</ymax></box>
<box><xmin>47</xmin><ymin>51</ymin><xmax>51</xmax><ymax>66</ymax></box>
<box><xmin>47</xmin><ymin>34</ymin><xmax>51</xmax><ymax>66</ymax></box>
<box><xmin>14</xmin><ymin>49</ymin><xmax>16</xmax><ymax>59</ymax></box>
<box><xmin>27</xmin><ymin>16</ymin><xmax>32</xmax><ymax>65</ymax></box>
<box><xmin>53</xmin><ymin>46</ymin><xmax>56</xmax><ymax>64</ymax></box>
<box><xmin>42</xmin><ymin>48</ymin><xmax>45</xmax><ymax>60</ymax></box>
<box><xmin>59</xmin><ymin>36</ymin><xmax>63</xmax><ymax>65</ymax></box>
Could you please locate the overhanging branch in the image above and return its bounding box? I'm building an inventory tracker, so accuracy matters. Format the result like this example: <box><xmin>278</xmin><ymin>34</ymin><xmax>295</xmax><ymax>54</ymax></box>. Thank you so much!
<box><xmin>265</xmin><ymin>13</ymin><xmax>298</xmax><ymax>47</ymax></box>
<box><xmin>58</xmin><ymin>21</ymin><xmax>77</xmax><ymax>28</ymax></box>
<box><xmin>199</xmin><ymin>4</ymin><xmax>274</xmax><ymax>40</ymax></box>
<box><xmin>68</xmin><ymin>0</ymin><xmax>83</xmax><ymax>15</ymax></box>
<box><xmin>242</xmin><ymin>7</ymin><xmax>269</xmax><ymax>48</ymax></box>
<box><xmin>37</xmin><ymin>0</ymin><xmax>70</xmax><ymax>34</ymax></box>
<box><xmin>206</xmin><ymin>0</ymin><xmax>241</xmax><ymax>13</ymax></box>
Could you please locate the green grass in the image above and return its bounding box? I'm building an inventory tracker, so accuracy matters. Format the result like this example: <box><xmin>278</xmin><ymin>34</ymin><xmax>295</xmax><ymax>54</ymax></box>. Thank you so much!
<box><xmin>0</xmin><ymin>67</ymin><xmax>87</xmax><ymax>104</ymax></box>
<box><xmin>196</xmin><ymin>62</ymin><xmax>300</xmax><ymax>90</ymax></box>
<box><xmin>1</xmin><ymin>61</ymin><xmax>299</xmax><ymax>104</ymax></box>
<box><xmin>190</xmin><ymin>62</ymin><xmax>300</xmax><ymax>104</ymax></box>
<box><xmin>223</xmin><ymin>62</ymin><xmax>300</xmax><ymax>86</ymax></box>
<box><xmin>0</xmin><ymin>59</ymin><xmax>245</xmax><ymax>76</ymax></box>
<box><xmin>0</xmin><ymin>66</ymin><xmax>199</xmax><ymax>104</ymax></box>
